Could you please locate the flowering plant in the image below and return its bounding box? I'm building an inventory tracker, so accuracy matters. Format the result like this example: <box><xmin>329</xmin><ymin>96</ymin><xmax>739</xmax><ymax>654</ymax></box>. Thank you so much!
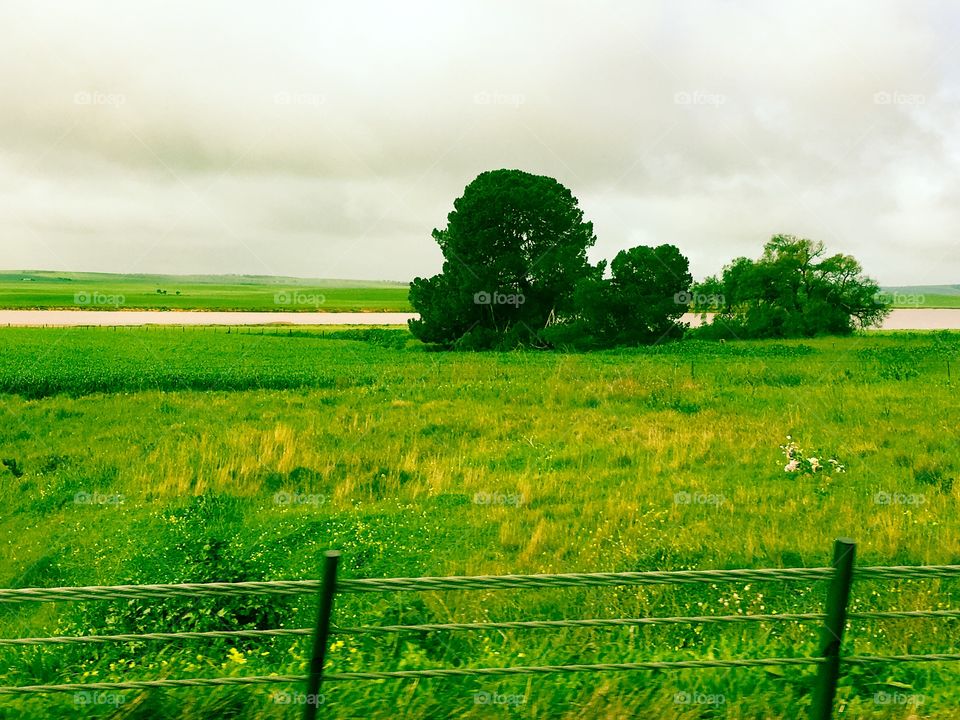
<box><xmin>780</xmin><ymin>436</ymin><xmax>845</xmax><ymax>475</ymax></box>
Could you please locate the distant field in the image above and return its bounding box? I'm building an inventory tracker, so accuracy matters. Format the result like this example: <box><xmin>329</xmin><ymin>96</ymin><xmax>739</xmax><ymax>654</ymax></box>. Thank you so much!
<box><xmin>0</xmin><ymin>271</ymin><xmax>411</xmax><ymax>312</ymax></box>
<box><xmin>0</xmin><ymin>327</ymin><xmax>958</xmax><ymax>718</ymax></box>
<box><xmin>880</xmin><ymin>285</ymin><xmax>960</xmax><ymax>308</ymax></box>
<box><xmin>3</xmin><ymin>274</ymin><xmax>959</xmax><ymax>313</ymax></box>
<box><xmin>880</xmin><ymin>293</ymin><xmax>960</xmax><ymax>308</ymax></box>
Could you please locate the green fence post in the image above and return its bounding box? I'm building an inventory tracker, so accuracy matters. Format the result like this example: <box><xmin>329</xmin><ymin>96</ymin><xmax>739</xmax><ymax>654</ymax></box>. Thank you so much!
<box><xmin>304</xmin><ymin>551</ymin><xmax>340</xmax><ymax>720</ymax></box>
<box><xmin>811</xmin><ymin>538</ymin><xmax>856</xmax><ymax>720</ymax></box>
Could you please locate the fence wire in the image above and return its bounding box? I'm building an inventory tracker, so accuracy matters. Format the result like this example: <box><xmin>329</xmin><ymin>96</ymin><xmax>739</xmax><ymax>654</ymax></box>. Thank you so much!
<box><xmin>1</xmin><ymin>563</ymin><xmax>958</xmax><ymax>698</ymax></box>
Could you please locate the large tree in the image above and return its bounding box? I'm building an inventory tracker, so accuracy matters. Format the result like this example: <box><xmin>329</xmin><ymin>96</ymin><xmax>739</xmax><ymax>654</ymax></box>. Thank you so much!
<box><xmin>694</xmin><ymin>235</ymin><xmax>889</xmax><ymax>338</ymax></box>
<box><xmin>409</xmin><ymin>169</ymin><xmax>599</xmax><ymax>348</ymax></box>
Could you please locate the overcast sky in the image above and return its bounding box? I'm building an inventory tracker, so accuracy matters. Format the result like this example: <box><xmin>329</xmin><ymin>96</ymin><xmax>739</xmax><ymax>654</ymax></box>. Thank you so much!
<box><xmin>1</xmin><ymin>1</ymin><xmax>958</xmax><ymax>284</ymax></box>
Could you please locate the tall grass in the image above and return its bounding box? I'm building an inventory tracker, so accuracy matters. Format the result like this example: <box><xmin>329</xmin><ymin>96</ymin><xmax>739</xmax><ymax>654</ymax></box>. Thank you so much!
<box><xmin>0</xmin><ymin>328</ymin><xmax>957</xmax><ymax>718</ymax></box>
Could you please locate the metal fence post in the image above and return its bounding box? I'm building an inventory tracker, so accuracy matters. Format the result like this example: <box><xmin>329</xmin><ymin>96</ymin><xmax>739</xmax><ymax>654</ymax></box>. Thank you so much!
<box><xmin>304</xmin><ymin>551</ymin><xmax>340</xmax><ymax>720</ymax></box>
<box><xmin>811</xmin><ymin>538</ymin><xmax>856</xmax><ymax>720</ymax></box>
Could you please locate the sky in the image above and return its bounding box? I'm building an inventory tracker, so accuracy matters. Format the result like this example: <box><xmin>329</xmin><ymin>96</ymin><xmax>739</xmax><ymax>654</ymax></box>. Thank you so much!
<box><xmin>1</xmin><ymin>1</ymin><xmax>958</xmax><ymax>284</ymax></box>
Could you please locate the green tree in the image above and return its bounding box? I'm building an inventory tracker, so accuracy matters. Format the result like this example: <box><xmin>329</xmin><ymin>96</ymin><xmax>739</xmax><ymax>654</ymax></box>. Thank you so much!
<box><xmin>409</xmin><ymin>169</ymin><xmax>599</xmax><ymax>348</ymax></box>
<box><xmin>548</xmin><ymin>244</ymin><xmax>692</xmax><ymax>348</ymax></box>
<box><xmin>695</xmin><ymin>235</ymin><xmax>889</xmax><ymax>338</ymax></box>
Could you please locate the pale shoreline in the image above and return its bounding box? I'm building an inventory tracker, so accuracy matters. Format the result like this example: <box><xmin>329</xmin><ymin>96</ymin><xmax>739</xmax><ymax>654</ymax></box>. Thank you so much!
<box><xmin>2</xmin><ymin>308</ymin><xmax>960</xmax><ymax>330</ymax></box>
<box><xmin>0</xmin><ymin>310</ymin><xmax>419</xmax><ymax>327</ymax></box>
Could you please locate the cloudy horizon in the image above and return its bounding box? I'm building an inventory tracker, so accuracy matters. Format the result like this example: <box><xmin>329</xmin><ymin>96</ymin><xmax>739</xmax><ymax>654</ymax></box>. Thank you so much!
<box><xmin>2</xmin><ymin>1</ymin><xmax>959</xmax><ymax>285</ymax></box>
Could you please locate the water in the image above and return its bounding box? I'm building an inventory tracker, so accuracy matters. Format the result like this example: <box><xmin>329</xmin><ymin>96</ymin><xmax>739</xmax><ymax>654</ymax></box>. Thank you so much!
<box><xmin>683</xmin><ymin>309</ymin><xmax>960</xmax><ymax>331</ymax></box>
<box><xmin>0</xmin><ymin>311</ymin><xmax>418</xmax><ymax>327</ymax></box>
<box><xmin>1</xmin><ymin>309</ymin><xmax>959</xmax><ymax>329</ymax></box>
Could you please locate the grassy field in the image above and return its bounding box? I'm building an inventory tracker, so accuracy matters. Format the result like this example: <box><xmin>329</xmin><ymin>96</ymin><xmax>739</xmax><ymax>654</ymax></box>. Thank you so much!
<box><xmin>0</xmin><ymin>272</ymin><xmax>411</xmax><ymax>312</ymax></box>
<box><xmin>3</xmin><ymin>272</ymin><xmax>959</xmax><ymax>313</ymax></box>
<box><xmin>0</xmin><ymin>327</ymin><xmax>958</xmax><ymax>718</ymax></box>
<box><xmin>889</xmin><ymin>294</ymin><xmax>960</xmax><ymax>308</ymax></box>
<box><xmin>878</xmin><ymin>294</ymin><xmax>960</xmax><ymax>309</ymax></box>
<box><xmin>883</xmin><ymin>286</ymin><xmax>960</xmax><ymax>309</ymax></box>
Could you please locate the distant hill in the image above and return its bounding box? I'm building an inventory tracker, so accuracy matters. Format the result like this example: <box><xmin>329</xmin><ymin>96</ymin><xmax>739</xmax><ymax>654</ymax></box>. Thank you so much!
<box><xmin>1</xmin><ymin>271</ymin><xmax>408</xmax><ymax>288</ymax></box>
<box><xmin>3</xmin><ymin>273</ymin><xmax>958</xmax><ymax>311</ymax></box>
<box><xmin>877</xmin><ymin>285</ymin><xmax>960</xmax><ymax>308</ymax></box>
<box><xmin>0</xmin><ymin>271</ymin><xmax>411</xmax><ymax>312</ymax></box>
<box><xmin>882</xmin><ymin>284</ymin><xmax>960</xmax><ymax>296</ymax></box>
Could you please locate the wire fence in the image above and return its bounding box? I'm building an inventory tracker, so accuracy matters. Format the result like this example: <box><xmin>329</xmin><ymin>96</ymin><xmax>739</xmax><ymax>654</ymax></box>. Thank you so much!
<box><xmin>0</xmin><ymin>538</ymin><xmax>958</xmax><ymax>719</ymax></box>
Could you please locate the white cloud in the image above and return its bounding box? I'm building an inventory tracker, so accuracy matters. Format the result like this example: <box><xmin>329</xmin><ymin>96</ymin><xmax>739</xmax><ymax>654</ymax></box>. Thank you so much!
<box><xmin>0</xmin><ymin>0</ymin><xmax>958</xmax><ymax>283</ymax></box>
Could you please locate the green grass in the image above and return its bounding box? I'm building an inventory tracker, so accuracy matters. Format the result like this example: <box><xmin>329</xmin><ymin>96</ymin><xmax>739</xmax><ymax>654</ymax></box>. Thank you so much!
<box><xmin>0</xmin><ymin>271</ymin><xmax>411</xmax><ymax>312</ymax></box>
<box><xmin>0</xmin><ymin>328</ymin><xmax>958</xmax><ymax>718</ymax></box>
<box><xmin>5</xmin><ymin>273</ymin><xmax>960</xmax><ymax>312</ymax></box>
<box><xmin>880</xmin><ymin>293</ymin><xmax>960</xmax><ymax>308</ymax></box>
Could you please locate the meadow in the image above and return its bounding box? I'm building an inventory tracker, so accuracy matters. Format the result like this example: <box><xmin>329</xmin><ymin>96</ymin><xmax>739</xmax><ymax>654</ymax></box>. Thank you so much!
<box><xmin>0</xmin><ymin>272</ymin><xmax>411</xmax><ymax>312</ymax></box>
<box><xmin>3</xmin><ymin>273</ymin><xmax>959</xmax><ymax>314</ymax></box>
<box><xmin>0</xmin><ymin>327</ymin><xmax>958</xmax><ymax>718</ymax></box>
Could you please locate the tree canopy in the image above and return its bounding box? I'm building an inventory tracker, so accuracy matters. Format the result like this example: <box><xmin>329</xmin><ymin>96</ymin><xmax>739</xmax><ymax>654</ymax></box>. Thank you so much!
<box><xmin>693</xmin><ymin>235</ymin><xmax>889</xmax><ymax>338</ymax></box>
<box><xmin>408</xmin><ymin>169</ymin><xmax>599</xmax><ymax>349</ymax></box>
<box><xmin>546</xmin><ymin>244</ymin><xmax>692</xmax><ymax>348</ymax></box>
<box><xmin>410</xmin><ymin>174</ymin><xmax>886</xmax><ymax>349</ymax></box>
